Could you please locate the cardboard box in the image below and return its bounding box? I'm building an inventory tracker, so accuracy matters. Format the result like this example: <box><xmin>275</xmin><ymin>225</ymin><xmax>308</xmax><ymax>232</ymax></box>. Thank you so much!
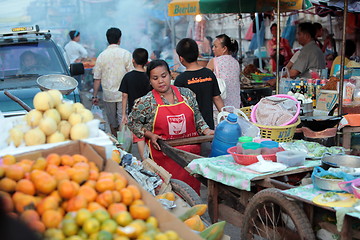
<box><xmin>142</xmin><ymin>158</ymin><xmax>172</xmax><ymax>194</ymax></box>
<box><xmin>316</xmin><ymin>90</ymin><xmax>338</xmax><ymax>112</ymax></box>
<box><xmin>13</xmin><ymin>141</ymin><xmax>202</xmax><ymax>240</ymax></box>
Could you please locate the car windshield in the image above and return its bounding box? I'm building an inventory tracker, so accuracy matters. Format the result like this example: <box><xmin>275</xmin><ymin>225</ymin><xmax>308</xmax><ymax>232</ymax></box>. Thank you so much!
<box><xmin>0</xmin><ymin>41</ymin><xmax>67</xmax><ymax>79</ymax></box>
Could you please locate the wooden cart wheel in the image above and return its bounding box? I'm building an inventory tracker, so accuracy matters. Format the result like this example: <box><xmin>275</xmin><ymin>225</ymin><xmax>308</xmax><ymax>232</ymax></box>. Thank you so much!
<box><xmin>241</xmin><ymin>188</ymin><xmax>315</xmax><ymax>240</ymax></box>
<box><xmin>170</xmin><ymin>179</ymin><xmax>202</xmax><ymax>206</ymax></box>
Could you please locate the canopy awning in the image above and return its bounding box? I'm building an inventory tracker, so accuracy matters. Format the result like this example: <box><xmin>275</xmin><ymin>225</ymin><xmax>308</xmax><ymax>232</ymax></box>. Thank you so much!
<box><xmin>168</xmin><ymin>0</ymin><xmax>304</xmax><ymax>16</ymax></box>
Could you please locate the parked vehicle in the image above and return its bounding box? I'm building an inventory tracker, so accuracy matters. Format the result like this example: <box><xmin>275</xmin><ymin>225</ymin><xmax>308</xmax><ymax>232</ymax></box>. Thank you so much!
<box><xmin>0</xmin><ymin>25</ymin><xmax>84</xmax><ymax>117</ymax></box>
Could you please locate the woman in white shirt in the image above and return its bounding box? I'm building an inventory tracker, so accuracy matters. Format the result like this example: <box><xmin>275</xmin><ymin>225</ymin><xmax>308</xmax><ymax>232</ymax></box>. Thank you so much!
<box><xmin>64</xmin><ymin>30</ymin><xmax>88</xmax><ymax>63</ymax></box>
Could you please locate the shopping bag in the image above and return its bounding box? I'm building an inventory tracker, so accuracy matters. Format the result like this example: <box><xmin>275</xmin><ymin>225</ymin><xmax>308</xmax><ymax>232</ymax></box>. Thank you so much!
<box><xmin>279</xmin><ymin>67</ymin><xmax>292</xmax><ymax>94</ymax></box>
<box><xmin>117</xmin><ymin>125</ymin><xmax>133</xmax><ymax>153</ymax></box>
<box><xmin>91</xmin><ymin>105</ymin><xmax>103</xmax><ymax>119</ymax></box>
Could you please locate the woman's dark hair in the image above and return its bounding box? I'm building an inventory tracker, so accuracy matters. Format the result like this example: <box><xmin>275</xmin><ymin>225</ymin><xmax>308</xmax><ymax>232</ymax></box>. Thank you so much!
<box><xmin>69</xmin><ymin>30</ymin><xmax>80</xmax><ymax>40</ymax></box>
<box><xmin>298</xmin><ymin>22</ymin><xmax>316</xmax><ymax>39</ymax></box>
<box><xmin>176</xmin><ymin>38</ymin><xmax>199</xmax><ymax>63</ymax></box>
<box><xmin>270</xmin><ymin>23</ymin><xmax>277</xmax><ymax>31</ymax></box>
<box><xmin>345</xmin><ymin>39</ymin><xmax>356</xmax><ymax>58</ymax></box>
<box><xmin>216</xmin><ymin>34</ymin><xmax>238</xmax><ymax>56</ymax></box>
<box><xmin>313</xmin><ymin>22</ymin><xmax>323</xmax><ymax>31</ymax></box>
<box><xmin>146</xmin><ymin>60</ymin><xmax>170</xmax><ymax>78</ymax></box>
<box><xmin>153</xmin><ymin>50</ymin><xmax>161</xmax><ymax>59</ymax></box>
<box><xmin>133</xmin><ymin>48</ymin><xmax>148</xmax><ymax>66</ymax></box>
<box><xmin>106</xmin><ymin>27</ymin><xmax>122</xmax><ymax>44</ymax></box>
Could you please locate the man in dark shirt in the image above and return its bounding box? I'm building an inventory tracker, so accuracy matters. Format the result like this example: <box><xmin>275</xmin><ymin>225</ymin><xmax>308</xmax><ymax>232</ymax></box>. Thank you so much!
<box><xmin>119</xmin><ymin>48</ymin><xmax>150</xmax><ymax>160</ymax></box>
<box><xmin>175</xmin><ymin>38</ymin><xmax>224</xmax><ymax>129</ymax></box>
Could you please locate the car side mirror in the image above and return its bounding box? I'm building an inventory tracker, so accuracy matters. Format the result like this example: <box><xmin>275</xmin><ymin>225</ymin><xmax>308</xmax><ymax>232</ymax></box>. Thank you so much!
<box><xmin>70</xmin><ymin>63</ymin><xmax>84</xmax><ymax>76</ymax></box>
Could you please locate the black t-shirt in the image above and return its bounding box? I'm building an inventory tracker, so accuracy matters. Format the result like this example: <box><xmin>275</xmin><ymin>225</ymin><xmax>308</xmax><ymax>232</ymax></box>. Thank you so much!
<box><xmin>174</xmin><ymin>68</ymin><xmax>221</xmax><ymax>129</ymax></box>
<box><xmin>119</xmin><ymin>70</ymin><xmax>150</xmax><ymax>114</ymax></box>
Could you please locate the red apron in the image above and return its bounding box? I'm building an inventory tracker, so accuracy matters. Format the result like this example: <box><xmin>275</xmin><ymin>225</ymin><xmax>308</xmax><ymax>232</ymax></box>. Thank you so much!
<box><xmin>149</xmin><ymin>86</ymin><xmax>201</xmax><ymax>194</ymax></box>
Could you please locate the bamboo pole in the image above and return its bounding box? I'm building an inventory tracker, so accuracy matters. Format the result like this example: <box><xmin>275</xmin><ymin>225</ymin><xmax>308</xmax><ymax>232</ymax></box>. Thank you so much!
<box><xmin>338</xmin><ymin>0</ymin><xmax>348</xmax><ymax>115</ymax></box>
<box><xmin>276</xmin><ymin>0</ymin><xmax>281</xmax><ymax>94</ymax></box>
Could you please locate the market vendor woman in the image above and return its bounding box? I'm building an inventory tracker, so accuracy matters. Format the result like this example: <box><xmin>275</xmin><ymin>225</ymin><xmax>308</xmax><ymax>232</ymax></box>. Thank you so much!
<box><xmin>128</xmin><ymin>60</ymin><xmax>214</xmax><ymax>193</ymax></box>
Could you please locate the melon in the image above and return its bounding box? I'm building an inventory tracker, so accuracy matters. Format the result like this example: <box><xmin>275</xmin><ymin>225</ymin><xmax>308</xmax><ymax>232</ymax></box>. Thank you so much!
<box><xmin>70</xmin><ymin>123</ymin><xmax>89</xmax><ymax>140</ymax></box>
<box><xmin>44</xmin><ymin>109</ymin><xmax>61</xmax><ymax>124</ymax></box>
<box><xmin>8</xmin><ymin>128</ymin><xmax>24</xmax><ymax>147</ymax></box>
<box><xmin>58</xmin><ymin>120</ymin><xmax>72</xmax><ymax>139</ymax></box>
<box><xmin>26</xmin><ymin>109</ymin><xmax>43</xmax><ymax>127</ymax></box>
<box><xmin>68</xmin><ymin>113</ymin><xmax>83</xmax><ymax>126</ymax></box>
<box><xmin>24</xmin><ymin>128</ymin><xmax>46</xmax><ymax>146</ymax></box>
<box><xmin>57</xmin><ymin>102</ymin><xmax>73</xmax><ymax>120</ymax></box>
<box><xmin>47</xmin><ymin>131</ymin><xmax>65</xmax><ymax>143</ymax></box>
<box><xmin>39</xmin><ymin>117</ymin><xmax>57</xmax><ymax>136</ymax></box>
<box><xmin>33</xmin><ymin>92</ymin><xmax>54</xmax><ymax>111</ymax></box>
<box><xmin>47</xmin><ymin>89</ymin><xmax>63</xmax><ymax>107</ymax></box>
<box><xmin>72</xmin><ymin>102</ymin><xmax>85</xmax><ymax>113</ymax></box>
<box><xmin>79</xmin><ymin>109</ymin><xmax>94</xmax><ymax>123</ymax></box>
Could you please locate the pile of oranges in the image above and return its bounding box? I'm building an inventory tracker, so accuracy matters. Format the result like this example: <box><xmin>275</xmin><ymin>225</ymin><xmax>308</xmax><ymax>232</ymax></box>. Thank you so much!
<box><xmin>0</xmin><ymin>153</ymin><xmax>182</xmax><ymax>240</ymax></box>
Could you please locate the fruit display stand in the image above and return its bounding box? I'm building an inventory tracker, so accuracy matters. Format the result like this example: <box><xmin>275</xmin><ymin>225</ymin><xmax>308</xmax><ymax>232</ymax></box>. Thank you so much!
<box><xmin>6</xmin><ymin>140</ymin><xmax>203</xmax><ymax>240</ymax></box>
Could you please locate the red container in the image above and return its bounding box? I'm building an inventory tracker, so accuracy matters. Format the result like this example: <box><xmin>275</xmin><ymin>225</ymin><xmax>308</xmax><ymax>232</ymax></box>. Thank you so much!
<box><xmin>227</xmin><ymin>146</ymin><xmax>280</xmax><ymax>166</ymax></box>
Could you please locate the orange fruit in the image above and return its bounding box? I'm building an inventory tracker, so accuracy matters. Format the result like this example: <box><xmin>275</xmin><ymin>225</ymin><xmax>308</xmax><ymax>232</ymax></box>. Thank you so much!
<box><xmin>72</xmin><ymin>154</ymin><xmax>89</xmax><ymax>164</ymax></box>
<box><xmin>5</xmin><ymin>165</ymin><xmax>25</xmax><ymax>181</ymax></box>
<box><xmin>112</xmin><ymin>191</ymin><xmax>121</xmax><ymax>203</ymax></box>
<box><xmin>33</xmin><ymin>171</ymin><xmax>57</xmax><ymax>195</ymax></box>
<box><xmin>61</xmin><ymin>154</ymin><xmax>74</xmax><ymax>167</ymax></box>
<box><xmin>53</xmin><ymin>169</ymin><xmax>70</xmax><ymax>182</ymax></box>
<box><xmin>0</xmin><ymin>192</ymin><xmax>14</xmax><ymax>212</ymax></box>
<box><xmin>42</xmin><ymin>209</ymin><xmax>63</xmax><ymax>228</ymax></box>
<box><xmin>98</xmin><ymin>172</ymin><xmax>114</xmax><ymax>181</ymax></box>
<box><xmin>20</xmin><ymin>209</ymin><xmax>40</xmax><ymax>223</ymax></box>
<box><xmin>58</xmin><ymin>179</ymin><xmax>78</xmax><ymax>199</ymax></box>
<box><xmin>2</xmin><ymin>155</ymin><xmax>16</xmax><ymax>165</ymax></box>
<box><xmin>17</xmin><ymin>159</ymin><xmax>33</xmax><ymax>173</ymax></box>
<box><xmin>131</xmin><ymin>199</ymin><xmax>145</xmax><ymax>206</ymax></box>
<box><xmin>114</xmin><ymin>211</ymin><xmax>133</xmax><ymax>227</ymax></box>
<box><xmin>46</xmin><ymin>153</ymin><xmax>61</xmax><ymax>166</ymax></box>
<box><xmin>127</xmin><ymin>185</ymin><xmax>141</xmax><ymax>200</ymax></box>
<box><xmin>114</xmin><ymin>179</ymin><xmax>127</xmax><ymax>192</ymax></box>
<box><xmin>31</xmin><ymin>157</ymin><xmax>47</xmax><ymax>171</ymax></box>
<box><xmin>107</xmin><ymin>203</ymin><xmax>127</xmax><ymax>218</ymax></box>
<box><xmin>89</xmin><ymin>170</ymin><xmax>99</xmax><ymax>181</ymax></box>
<box><xmin>30</xmin><ymin>220</ymin><xmax>46</xmax><ymax>233</ymax></box>
<box><xmin>14</xmin><ymin>194</ymin><xmax>37</xmax><ymax>213</ymax></box>
<box><xmin>46</xmin><ymin>164</ymin><xmax>59</xmax><ymax>175</ymax></box>
<box><xmin>0</xmin><ymin>177</ymin><xmax>17</xmax><ymax>193</ymax></box>
<box><xmin>83</xmin><ymin>180</ymin><xmax>96</xmax><ymax>188</ymax></box>
<box><xmin>129</xmin><ymin>205</ymin><xmax>151</xmax><ymax>220</ymax></box>
<box><xmin>96</xmin><ymin>190</ymin><xmax>113</xmax><ymax>208</ymax></box>
<box><xmin>95</xmin><ymin>178</ymin><xmax>115</xmax><ymax>193</ymax></box>
<box><xmin>87</xmin><ymin>202</ymin><xmax>105</xmax><ymax>212</ymax></box>
<box><xmin>66</xmin><ymin>195</ymin><xmax>88</xmax><ymax>212</ymax></box>
<box><xmin>120</xmin><ymin>188</ymin><xmax>133</xmax><ymax>206</ymax></box>
<box><xmin>16</xmin><ymin>179</ymin><xmax>35</xmax><ymax>195</ymax></box>
<box><xmin>78</xmin><ymin>185</ymin><xmax>97</xmax><ymax>203</ymax></box>
<box><xmin>71</xmin><ymin>168</ymin><xmax>89</xmax><ymax>185</ymax></box>
<box><xmin>36</xmin><ymin>196</ymin><xmax>59</xmax><ymax>215</ymax></box>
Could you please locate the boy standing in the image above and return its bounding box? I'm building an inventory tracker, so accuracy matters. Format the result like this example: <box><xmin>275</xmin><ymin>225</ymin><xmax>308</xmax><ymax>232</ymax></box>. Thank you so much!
<box><xmin>119</xmin><ymin>48</ymin><xmax>150</xmax><ymax>160</ymax></box>
<box><xmin>175</xmin><ymin>38</ymin><xmax>224</xmax><ymax>129</ymax></box>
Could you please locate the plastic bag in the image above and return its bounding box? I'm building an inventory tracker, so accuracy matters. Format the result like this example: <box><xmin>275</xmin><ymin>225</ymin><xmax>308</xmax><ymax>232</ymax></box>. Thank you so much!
<box><xmin>237</xmin><ymin>116</ymin><xmax>260</xmax><ymax>138</ymax></box>
<box><xmin>279</xmin><ymin>67</ymin><xmax>293</xmax><ymax>94</ymax></box>
<box><xmin>117</xmin><ymin>125</ymin><xmax>133</xmax><ymax>153</ymax></box>
<box><xmin>338</xmin><ymin>178</ymin><xmax>360</xmax><ymax>194</ymax></box>
<box><xmin>91</xmin><ymin>105</ymin><xmax>103</xmax><ymax>119</ymax></box>
<box><xmin>311</xmin><ymin>166</ymin><xmax>355</xmax><ymax>191</ymax></box>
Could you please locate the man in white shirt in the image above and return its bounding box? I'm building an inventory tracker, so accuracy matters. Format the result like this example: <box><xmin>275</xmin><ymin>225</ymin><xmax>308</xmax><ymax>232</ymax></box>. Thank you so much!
<box><xmin>92</xmin><ymin>27</ymin><xmax>133</xmax><ymax>137</ymax></box>
<box><xmin>64</xmin><ymin>30</ymin><xmax>88</xmax><ymax>63</ymax></box>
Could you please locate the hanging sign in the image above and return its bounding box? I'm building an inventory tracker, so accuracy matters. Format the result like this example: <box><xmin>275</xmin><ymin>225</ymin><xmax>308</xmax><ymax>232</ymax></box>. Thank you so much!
<box><xmin>168</xmin><ymin>0</ymin><xmax>200</xmax><ymax>16</ymax></box>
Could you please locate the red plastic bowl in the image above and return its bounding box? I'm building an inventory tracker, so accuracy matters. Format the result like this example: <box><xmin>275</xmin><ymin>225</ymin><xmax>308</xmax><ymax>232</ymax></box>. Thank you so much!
<box><xmin>227</xmin><ymin>146</ymin><xmax>278</xmax><ymax>166</ymax></box>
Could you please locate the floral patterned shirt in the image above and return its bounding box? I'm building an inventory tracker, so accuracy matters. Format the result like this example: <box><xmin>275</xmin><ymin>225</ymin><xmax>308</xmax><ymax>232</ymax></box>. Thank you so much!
<box><xmin>128</xmin><ymin>87</ymin><xmax>209</xmax><ymax>138</ymax></box>
<box><xmin>93</xmin><ymin>44</ymin><xmax>133</xmax><ymax>102</ymax></box>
